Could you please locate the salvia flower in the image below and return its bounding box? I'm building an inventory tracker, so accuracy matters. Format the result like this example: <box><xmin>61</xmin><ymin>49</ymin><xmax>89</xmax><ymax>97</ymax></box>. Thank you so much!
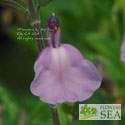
<box><xmin>30</xmin><ymin>15</ymin><xmax>102</xmax><ymax>104</ymax></box>
<box><xmin>121</xmin><ymin>35</ymin><xmax>125</xmax><ymax>61</ymax></box>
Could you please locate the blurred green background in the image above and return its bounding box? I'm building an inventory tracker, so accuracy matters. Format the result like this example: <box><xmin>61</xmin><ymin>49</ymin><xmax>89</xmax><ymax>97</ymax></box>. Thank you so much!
<box><xmin>0</xmin><ymin>0</ymin><xmax>125</xmax><ymax>125</ymax></box>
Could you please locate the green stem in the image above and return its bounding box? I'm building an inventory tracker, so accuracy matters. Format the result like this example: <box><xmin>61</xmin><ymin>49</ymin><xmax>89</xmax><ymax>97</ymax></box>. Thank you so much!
<box><xmin>57</xmin><ymin>105</ymin><xmax>68</xmax><ymax>125</ymax></box>
<box><xmin>27</xmin><ymin>0</ymin><xmax>44</xmax><ymax>51</ymax></box>
<box><xmin>49</xmin><ymin>105</ymin><xmax>60</xmax><ymax>125</ymax></box>
<box><xmin>71</xmin><ymin>112</ymin><xmax>78</xmax><ymax>125</ymax></box>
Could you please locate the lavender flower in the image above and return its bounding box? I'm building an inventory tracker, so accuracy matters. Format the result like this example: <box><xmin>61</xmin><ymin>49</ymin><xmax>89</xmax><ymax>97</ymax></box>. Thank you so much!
<box><xmin>30</xmin><ymin>15</ymin><xmax>102</xmax><ymax>104</ymax></box>
<box><xmin>121</xmin><ymin>36</ymin><xmax>125</xmax><ymax>61</ymax></box>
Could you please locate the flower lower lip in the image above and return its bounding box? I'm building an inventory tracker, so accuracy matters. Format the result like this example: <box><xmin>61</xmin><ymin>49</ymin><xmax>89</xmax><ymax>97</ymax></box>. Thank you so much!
<box><xmin>30</xmin><ymin>44</ymin><xmax>102</xmax><ymax>104</ymax></box>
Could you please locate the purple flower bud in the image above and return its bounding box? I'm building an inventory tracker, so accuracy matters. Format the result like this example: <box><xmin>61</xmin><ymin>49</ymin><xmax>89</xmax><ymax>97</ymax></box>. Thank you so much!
<box><xmin>30</xmin><ymin>15</ymin><xmax>102</xmax><ymax>104</ymax></box>
<box><xmin>48</xmin><ymin>14</ymin><xmax>59</xmax><ymax>32</ymax></box>
<box><xmin>121</xmin><ymin>36</ymin><xmax>125</xmax><ymax>61</ymax></box>
<box><xmin>47</xmin><ymin>15</ymin><xmax>60</xmax><ymax>48</ymax></box>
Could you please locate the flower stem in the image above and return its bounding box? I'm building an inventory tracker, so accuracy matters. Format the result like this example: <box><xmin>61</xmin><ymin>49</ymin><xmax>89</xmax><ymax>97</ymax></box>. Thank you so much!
<box><xmin>27</xmin><ymin>0</ymin><xmax>44</xmax><ymax>51</ymax></box>
<box><xmin>57</xmin><ymin>105</ymin><xmax>68</xmax><ymax>125</ymax></box>
<box><xmin>71</xmin><ymin>112</ymin><xmax>78</xmax><ymax>125</ymax></box>
<box><xmin>50</xmin><ymin>105</ymin><xmax>60</xmax><ymax>125</ymax></box>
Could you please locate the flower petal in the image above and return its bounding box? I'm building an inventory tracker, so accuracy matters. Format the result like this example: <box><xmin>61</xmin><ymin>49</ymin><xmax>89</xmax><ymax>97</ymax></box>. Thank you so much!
<box><xmin>34</xmin><ymin>47</ymin><xmax>51</xmax><ymax>76</ymax></box>
<box><xmin>62</xmin><ymin>44</ymin><xmax>84</xmax><ymax>66</ymax></box>
<box><xmin>121</xmin><ymin>41</ymin><xmax>125</xmax><ymax>61</ymax></box>
<box><xmin>30</xmin><ymin>44</ymin><xmax>102</xmax><ymax>104</ymax></box>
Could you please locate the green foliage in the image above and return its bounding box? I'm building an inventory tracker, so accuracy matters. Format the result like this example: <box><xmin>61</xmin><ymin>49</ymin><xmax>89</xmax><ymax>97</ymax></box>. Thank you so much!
<box><xmin>38</xmin><ymin>0</ymin><xmax>52</xmax><ymax>6</ymax></box>
<box><xmin>0</xmin><ymin>85</ymin><xmax>18</xmax><ymax>124</ymax></box>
